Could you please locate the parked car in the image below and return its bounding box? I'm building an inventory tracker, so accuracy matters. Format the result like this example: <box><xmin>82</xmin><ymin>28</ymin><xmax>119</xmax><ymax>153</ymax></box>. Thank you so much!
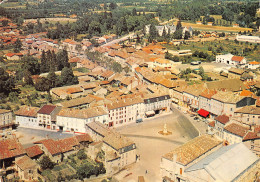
<box><xmin>194</xmin><ymin>116</ymin><xmax>199</xmax><ymax>120</ymax></box>
<box><xmin>190</xmin><ymin>114</ymin><xmax>196</xmax><ymax>117</ymax></box>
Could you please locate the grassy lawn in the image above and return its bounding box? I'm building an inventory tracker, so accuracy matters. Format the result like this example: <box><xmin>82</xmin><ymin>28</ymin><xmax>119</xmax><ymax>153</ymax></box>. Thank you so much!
<box><xmin>1</xmin><ymin>2</ymin><xmax>26</xmax><ymax>9</ymax></box>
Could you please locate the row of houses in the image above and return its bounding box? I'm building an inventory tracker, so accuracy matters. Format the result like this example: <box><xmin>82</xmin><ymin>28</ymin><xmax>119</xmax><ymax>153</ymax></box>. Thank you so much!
<box><xmin>15</xmin><ymin>92</ymin><xmax>171</xmax><ymax>133</ymax></box>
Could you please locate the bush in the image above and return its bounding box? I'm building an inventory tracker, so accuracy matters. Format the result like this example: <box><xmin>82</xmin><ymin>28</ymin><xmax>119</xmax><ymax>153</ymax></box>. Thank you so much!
<box><xmin>77</xmin><ymin>149</ymin><xmax>87</xmax><ymax>160</ymax></box>
<box><xmin>39</xmin><ymin>155</ymin><xmax>55</xmax><ymax>170</ymax></box>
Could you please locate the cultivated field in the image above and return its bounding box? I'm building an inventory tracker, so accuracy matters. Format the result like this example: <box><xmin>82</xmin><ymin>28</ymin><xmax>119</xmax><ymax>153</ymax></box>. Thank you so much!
<box><xmin>181</xmin><ymin>22</ymin><xmax>253</xmax><ymax>32</ymax></box>
<box><xmin>24</xmin><ymin>18</ymin><xmax>77</xmax><ymax>25</ymax></box>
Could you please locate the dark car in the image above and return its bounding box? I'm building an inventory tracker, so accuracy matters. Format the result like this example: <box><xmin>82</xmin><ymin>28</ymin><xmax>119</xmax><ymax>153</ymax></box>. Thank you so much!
<box><xmin>194</xmin><ymin>116</ymin><xmax>199</xmax><ymax>120</ymax></box>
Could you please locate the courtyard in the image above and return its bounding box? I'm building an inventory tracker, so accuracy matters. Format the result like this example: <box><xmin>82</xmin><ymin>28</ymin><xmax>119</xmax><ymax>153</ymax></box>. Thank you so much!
<box><xmin>115</xmin><ymin>107</ymin><xmax>202</xmax><ymax>182</ymax></box>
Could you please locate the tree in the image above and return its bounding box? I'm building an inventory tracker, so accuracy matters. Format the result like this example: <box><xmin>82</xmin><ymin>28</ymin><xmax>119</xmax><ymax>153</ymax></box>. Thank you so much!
<box><xmin>0</xmin><ymin>68</ymin><xmax>14</xmax><ymax>97</ymax></box>
<box><xmin>34</xmin><ymin>77</ymin><xmax>51</xmax><ymax>92</ymax></box>
<box><xmin>132</xmin><ymin>8</ymin><xmax>137</xmax><ymax>16</ymax></box>
<box><xmin>111</xmin><ymin>62</ymin><xmax>122</xmax><ymax>73</ymax></box>
<box><xmin>23</xmin><ymin>70</ymin><xmax>34</xmax><ymax>86</ymax></box>
<box><xmin>162</xmin><ymin>27</ymin><xmax>167</xmax><ymax>38</ymax></box>
<box><xmin>176</xmin><ymin>20</ymin><xmax>182</xmax><ymax>31</ymax></box>
<box><xmin>148</xmin><ymin>24</ymin><xmax>157</xmax><ymax>42</ymax></box>
<box><xmin>40</xmin><ymin>51</ymin><xmax>48</xmax><ymax>73</ymax></box>
<box><xmin>2</xmin><ymin>20</ymin><xmax>8</xmax><ymax>27</ymax></box>
<box><xmin>39</xmin><ymin>155</ymin><xmax>55</xmax><ymax>170</ymax></box>
<box><xmin>21</xmin><ymin>56</ymin><xmax>40</xmax><ymax>75</ymax></box>
<box><xmin>77</xmin><ymin>149</ymin><xmax>87</xmax><ymax>160</ymax></box>
<box><xmin>184</xmin><ymin>31</ymin><xmax>190</xmax><ymax>40</ymax></box>
<box><xmin>109</xmin><ymin>2</ymin><xmax>117</xmax><ymax>10</ymax></box>
<box><xmin>60</xmin><ymin>67</ymin><xmax>78</xmax><ymax>86</ymax></box>
<box><xmin>173</xmin><ymin>29</ymin><xmax>183</xmax><ymax>39</ymax></box>
<box><xmin>116</xmin><ymin>17</ymin><xmax>128</xmax><ymax>35</ymax></box>
<box><xmin>47</xmin><ymin>69</ymin><xmax>58</xmax><ymax>88</ymax></box>
<box><xmin>14</xmin><ymin>38</ymin><xmax>22</xmax><ymax>52</ymax></box>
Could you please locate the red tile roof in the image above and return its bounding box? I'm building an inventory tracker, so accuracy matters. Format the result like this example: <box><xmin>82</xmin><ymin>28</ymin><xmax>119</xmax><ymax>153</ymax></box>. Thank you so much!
<box><xmin>215</xmin><ymin>115</ymin><xmax>230</xmax><ymax>125</ymax></box>
<box><xmin>75</xmin><ymin>134</ymin><xmax>93</xmax><ymax>143</ymax></box>
<box><xmin>25</xmin><ymin>145</ymin><xmax>43</xmax><ymax>158</ymax></box>
<box><xmin>37</xmin><ymin>105</ymin><xmax>56</xmax><ymax>115</ymax></box>
<box><xmin>231</xmin><ymin>56</ymin><xmax>244</xmax><ymax>62</ymax></box>
<box><xmin>15</xmin><ymin>106</ymin><xmax>40</xmax><ymax>117</ymax></box>
<box><xmin>0</xmin><ymin>139</ymin><xmax>26</xmax><ymax>160</ymax></box>
<box><xmin>240</xmin><ymin>90</ymin><xmax>253</xmax><ymax>97</ymax></box>
<box><xmin>224</xmin><ymin>123</ymin><xmax>249</xmax><ymax>137</ymax></box>
<box><xmin>34</xmin><ymin>139</ymin><xmax>61</xmax><ymax>155</ymax></box>
<box><xmin>15</xmin><ymin>155</ymin><xmax>37</xmax><ymax>170</ymax></box>
<box><xmin>208</xmin><ymin>121</ymin><xmax>215</xmax><ymax>127</ymax></box>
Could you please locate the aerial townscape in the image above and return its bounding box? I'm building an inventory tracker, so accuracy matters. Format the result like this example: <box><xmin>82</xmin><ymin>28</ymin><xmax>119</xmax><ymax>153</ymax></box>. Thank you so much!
<box><xmin>0</xmin><ymin>0</ymin><xmax>260</xmax><ymax>182</ymax></box>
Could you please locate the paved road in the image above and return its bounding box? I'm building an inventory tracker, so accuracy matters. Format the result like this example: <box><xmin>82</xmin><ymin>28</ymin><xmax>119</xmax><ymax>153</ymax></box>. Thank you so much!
<box><xmin>100</xmin><ymin>32</ymin><xmax>135</xmax><ymax>47</ymax></box>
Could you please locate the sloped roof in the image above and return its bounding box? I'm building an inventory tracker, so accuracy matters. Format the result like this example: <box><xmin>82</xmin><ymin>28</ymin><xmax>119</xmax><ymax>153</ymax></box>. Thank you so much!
<box><xmin>15</xmin><ymin>106</ymin><xmax>40</xmax><ymax>117</ymax></box>
<box><xmin>37</xmin><ymin>105</ymin><xmax>57</xmax><ymax>115</ymax></box>
<box><xmin>25</xmin><ymin>145</ymin><xmax>43</xmax><ymax>158</ymax></box>
<box><xmin>231</xmin><ymin>56</ymin><xmax>244</xmax><ymax>62</ymax></box>
<box><xmin>235</xmin><ymin>105</ymin><xmax>260</xmax><ymax>115</ymax></box>
<box><xmin>103</xmin><ymin>132</ymin><xmax>135</xmax><ymax>151</ymax></box>
<box><xmin>15</xmin><ymin>155</ymin><xmax>37</xmax><ymax>170</ymax></box>
<box><xmin>224</xmin><ymin>123</ymin><xmax>249</xmax><ymax>137</ymax></box>
<box><xmin>0</xmin><ymin>139</ymin><xmax>26</xmax><ymax>160</ymax></box>
<box><xmin>215</xmin><ymin>115</ymin><xmax>230</xmax><ymax>125</ymax></box>
<box><xmin>228</xmin><ymin>67</ymin><xmax>245</xmax><ymax>75</ymax></box>
<box><xmin>206</xmin><ymin>79</ymin><xmax>246</xmax><ymax>92</ymax></box>
<box><xmin>185</xmin><ymin>143</ymin><xmax>259</xmax><ymax>182</ymax></box>
<box><xmin>163</xmin><ymin>135</ymin><xmax>222</xmax><ymax>166</ymax></box>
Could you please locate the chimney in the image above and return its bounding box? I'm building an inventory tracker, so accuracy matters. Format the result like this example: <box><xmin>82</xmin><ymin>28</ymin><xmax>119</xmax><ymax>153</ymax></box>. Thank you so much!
<box><xmin>173</xmin><ymin>154</ymin><xmax>177</xmax><ymax>163</ymax></box>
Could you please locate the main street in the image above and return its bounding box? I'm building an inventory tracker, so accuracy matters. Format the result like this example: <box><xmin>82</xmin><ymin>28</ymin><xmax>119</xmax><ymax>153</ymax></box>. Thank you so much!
<box><xmin>115</xmin><ymin>107</ymin><xmax>200</xmax><ymax>182</ymax></box>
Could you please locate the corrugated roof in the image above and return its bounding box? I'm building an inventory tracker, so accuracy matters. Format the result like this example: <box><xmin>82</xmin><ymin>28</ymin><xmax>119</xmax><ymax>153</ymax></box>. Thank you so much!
<box><xmin>185</xmin><ymin>143</ymin><xmax>259</xmax><ymax>182</ymax></box>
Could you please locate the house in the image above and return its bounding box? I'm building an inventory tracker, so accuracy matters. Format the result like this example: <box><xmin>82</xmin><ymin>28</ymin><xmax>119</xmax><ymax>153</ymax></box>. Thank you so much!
<box><xmin>86</xmin><ymin>121</ymin><xmax>111</xmax><ymax>142</ymax></box>
<box><xmin>15</xmin><ymin>106</ymin><xmax>40</xmax><ymax>128</ymax></box>
<box><xmin>56</xmin><ymin>107</ymin><xmax>108</xmax><ymax>133</ymax></box>
<box><xmin>199</xmin><ymin>89</ymin><xmax>217</xmax><ymax>118</ymax></box>
<box><xmin>184</xmin><ymin>143</ymin><xmax>260</xmax><ymax>182</ymax></box>
<box><xmin>144</xmin><ymin>95</ymin><xmax>171</xmax><ymax>117</ymax></box>
<box><xmin>243</xmin><ymin>125</ymin><xmax>260</xmax><ymax>156</ymax></box>
<box><xmin>37</xmin><ymin>105</ymin><xmax>62</xmax><ymax>130</ymax></box>
<box><xmin>145</xmin><ymin>25</ymin><xmax>176</xmax><ymax>36</ymax></box>
<box><xmin>223</xmin><ymin>122</ymin><xmax>249</xmax><ymax>145</ymax></box>
<box><xmin>15</xmin><ymin>155</ymin><xmax>39</xmax><ymax>181</ymax></box>
<box><xmin>0</xmin><ymin>109</ymin><xmax>14</xmax><ymax>130</ymax></box>
<box><xmin>160</xmin><ymin>135</ymin><xmax>222</xmax><ymax>182</ymax></box>
<box><xmin>102</xmin><ymin>132</ymin><xmax>137</xmax><ymax>175</ymax></box>
<box><xmin>0</xmin><ymin>138</ymin><xmax>26</xmax><ymax>181</ymax></box>
<box><xmin>209</xmin><ymin>114</ymin><xmax>230</xmax><ymax>139</ymax></box>
<box><xmin>210</xmin><ymin>91</ymin><xmax>255</xmax><ymax>117</ymax></box>
<box><xmin>234</xmin><ymin>106</ymin><xmax>260</xmax><ymax>125</ymax></box>
<box><xmin>34</xmin><ymin>134</ymin><xmax>92</xmax><ymax>162</ymax></box>
<box><xmin>248</xmin><ymin>61</ymin><xmax>260</xmax><ymax>69</ymax></box>
<box><xmin>183</xmin><ymin>85</ymin><xmax>205</xmax><ymax>111</ymax></box>
<box><xmin>5</xmin><ymin>52</ymin><xmax>23</xmax><ymax>61</ymax></box>
<box><xmin>107</xmin><ymin>97</ymin><xmax>144</xmax><ymax>127</ymax></box>
<box><xmin>228</xmin><ymin>67</ymin><xmax>245</xmax><ymax>79</ymax></box>
<box><xmin>216</xmin><ymin>53</ymin><xmax>246</xmax><ymax>65</ymax></box>
<box><xmin>25</xmin><ymin>145</ymin><xmax>44</xmax><ymax>160</ymax></box>
<box><xmin>205</xmin><ymin>79</ymin><xmax>246</xmax><ymax>92</ymax></box>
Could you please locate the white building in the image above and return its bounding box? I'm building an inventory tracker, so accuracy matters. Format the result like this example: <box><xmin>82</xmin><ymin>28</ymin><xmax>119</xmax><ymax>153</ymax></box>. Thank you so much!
<box><xmin>0</xmin><ymin>109</ymin><xmax>13</xmax><ymax>130</ymax></box>
<box><xmin>247</xmin><ymin>61</ymin><xmax>260</xmax><ymax>69</ymax></box>
<box><xmin>236</xmin><ymin>35</ymin><xmax>260</xmax><ymax>43</ymax></box>
<box><xmin>144</xmin><ymin>95</ymin><xmax>171</xmax><ymax>116</ymax></box>
<box><xmin>216</xmin><ymin>53</ymin><xmax>246</xmax><ymax>65</ymax></box>
<box><xmin>160</xmin><ymin>135</ymin><xmax>222</xmax><ymax>182</ymax></box>
<box><xmin>15</xmin><ymin>106</ymin><xmax>40</xmax><ymax>128</ymax></box>
<box><xmin>107</xmin><ymin>97</ymin><xmax>144</xmax><ymax>127</ymax></box>
<box><xmin>184</xmin><ymin>143</ymin><xmax>260</xmax><ymax>182</ymax></box>
<box><xmin>37</xmin><ymin>105</ymin><xmax>62</xmax><ymax>130</ymax></box>
<box><xmin>56</xmin><ymin>107</ymin><xmax>108</xmax><ymax>134</ymax></box>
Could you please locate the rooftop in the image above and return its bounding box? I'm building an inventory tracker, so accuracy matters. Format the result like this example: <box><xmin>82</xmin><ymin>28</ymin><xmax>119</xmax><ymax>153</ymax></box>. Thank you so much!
<box><xmin>103</xmin><ymin>132</ymin><xmax>135</xmax><ymax>151</ymax></box>
<box><xmin>235</xmin><ymin>105</ymin><xmax>260</xmax><ymax>115</ymax></box>
<box><xmin>185</xmin><ymin>143</ymin><xmax>259</xmax><ymax>182</ymax></box>
<box><xmin>37</xmin><ymin>105</ymin><xmax>57</xmax><ymax>115</ymax></box>
<box><xmin>163</xmin><ymin>135</ymin><xmax>222</xmax><ymax>166</ymax></box>
<box><xmin>211</xmin><ymin>91</ymin><xmax>244</xmax><ymax>103</ymax></box>
<box><xmin>15</xmin><ymin>155</ymin><xmax>37</xmax><ymax>170</ymax></box>
<box><xmin>25</xmin><ymin>145</ymin><xmax>43</xmax><ymax>158</ymax></box>
<box><xmin>0</xmin><ymin>138</ymin><xmax>26</xmax><ymax>160</ymax></box>
<box><xmin>224</xmin><ymin>123</ymin><xmax>249</xmax><ymax>137</ymax></box>
<box><xmin>215</xmin><ymin>114</ymin><xmax>230</xmax><ymax>125</ymax></box>
<box><xmin>15</xmin><ymin>106</ymin><xmax>40</xmax><ymax>117</ymax></box>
